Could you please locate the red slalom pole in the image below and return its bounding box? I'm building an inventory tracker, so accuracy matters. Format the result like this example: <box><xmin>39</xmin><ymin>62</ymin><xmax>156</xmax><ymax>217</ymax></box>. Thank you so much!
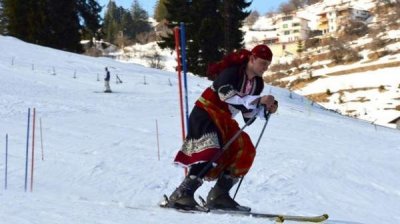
<box><xmin>174</xmin><ymin>27</ymin><xmax>186</xmax><ymax>141</ymax></box>
<box><xmin>30</xmin><ymin>108</ymin><xmax>36</xmax><ymax>192</ymax></box>
<box><xmin>174</xmin><ymin>27</ymin><xmax>187</xmax><ymax>175</ymax></box>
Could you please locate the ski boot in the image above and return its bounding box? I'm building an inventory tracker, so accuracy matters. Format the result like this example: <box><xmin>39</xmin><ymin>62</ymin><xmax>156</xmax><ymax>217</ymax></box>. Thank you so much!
<box><xmin>206</xmin><ymin>174</ymin><xmax>250</xmax><ymax>211</ymax></box>
<box><xmin>168</xmin><ymin>175</ymin><xmax>204</xmax><ymax>210</ymax></box>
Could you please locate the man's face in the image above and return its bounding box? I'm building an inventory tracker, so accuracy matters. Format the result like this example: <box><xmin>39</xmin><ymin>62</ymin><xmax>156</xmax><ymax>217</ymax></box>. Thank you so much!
<box><xmin>251</xmin><ymin>56</ymin><xmax>271</xmax><ymax>77</ymax></box>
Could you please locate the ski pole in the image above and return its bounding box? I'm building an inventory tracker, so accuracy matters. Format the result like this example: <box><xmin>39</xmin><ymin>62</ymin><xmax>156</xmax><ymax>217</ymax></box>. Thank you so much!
<box><xmin>196</xmin><ymin>109</ymin><xmax>261</xmax><ymax>179</ymax></box>
<box><xmin>233</xmin><ymin>112</ymin><xmax>271</xmax><ymax>200</ymax></box>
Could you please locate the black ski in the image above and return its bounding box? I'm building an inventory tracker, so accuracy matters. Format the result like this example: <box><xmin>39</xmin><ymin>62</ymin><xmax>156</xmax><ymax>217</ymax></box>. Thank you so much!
<box><xmin>160</xmin><ymin>194</ymin><xmax>328</xmax><ymax>223</ymax></box>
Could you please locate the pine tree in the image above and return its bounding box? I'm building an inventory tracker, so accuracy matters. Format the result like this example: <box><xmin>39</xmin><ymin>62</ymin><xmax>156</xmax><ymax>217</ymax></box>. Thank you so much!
<box><xmin>120</xmin><ymin>10</ymin><xmax>134</xmax><ymax>40</ymax></box>
<box><xmin>46</xmin><ymin>0</ymin><xmax>82</xmax><ymax>52</ymax></box>
<box><xmin>188</xmin><ymin>0</ymin><xmax>224</xmax><ymax>75</ymax></box>
<box><xmin>221</xmin><ymin>0</ymin><xmax>251</xmax><ymax>53</ymax></box>
<box><xmin>77</xmin><ymin>0</ymin><xmax>102</xmax><ymax>41</ymax></box>
<box><xmin>103</xmin><ymin>1</ymin><xmax>151</xmax><ymax>45</ymax></box>
<box><xmin>130</xmin><ymin>0</ymin><xmax>151</xmax><ymax>40</ymax></box>
<box><xmin>28</xmin><ymin>0</ymin><xmax>49</xmax><ymax>45</ymax></box>
<box><xmin>3</xmin><ymin>0</ymin><xmax>101</xmax><ymax>53</ymax></box>
<box><xmin>157</xmin><ymin>0</ymin><xmax>190</xmax><ymax>50</ymax></box>
<box><xmin>103</xmin><ymin>1</ymin><xmax>119</xmax><ymax>43</ymax></box>
<box><xmin>154</xmin><ymin>0</ymin><xmax>169</xmax><ymax>22</ymax></box>
<box><xmin>3</xmin><ymin>0</ymin><xmax>30</xmax><ymax>39</ymax></box>
<box><xmin>4</xmin><ymin>0</ymin><xmax>51</xmax><ymax>45</ymax></box>
<box><xmin>159</xmin><ymin>0</ymin><xmax>250</xmax><ymax>77</ymax></box>
<box><xmin>297</xmin><ymin>40</ymin><xmax>303</xmax><ymax>54</ymax></box>
<box><xmin>0</xmin><ymin>0</ymin><xmax>6</xmax><ymax>34</ymax></box>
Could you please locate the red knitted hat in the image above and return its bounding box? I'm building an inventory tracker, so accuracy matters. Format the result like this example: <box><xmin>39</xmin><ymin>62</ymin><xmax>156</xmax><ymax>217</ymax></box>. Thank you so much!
<box><xmin>251</xmin><ymin>44</ymin><xmax>273</xmax><ymax>61</ymax></box>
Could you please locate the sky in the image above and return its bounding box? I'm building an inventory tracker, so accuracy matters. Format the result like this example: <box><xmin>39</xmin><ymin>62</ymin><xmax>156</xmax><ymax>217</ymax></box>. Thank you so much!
<box><xmin>98</xmin><ymin>0</ymin><xmax>288</xmax><ymax>16</ymax></box>
<box><xmin>1</xmin><ymin>34</ymin><xmax>400</xmax><ymax>224</ymax></box>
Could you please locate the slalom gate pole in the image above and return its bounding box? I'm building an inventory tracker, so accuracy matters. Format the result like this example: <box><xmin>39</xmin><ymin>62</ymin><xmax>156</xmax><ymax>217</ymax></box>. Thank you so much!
<box><xmin>173</xmin><ymin>27</ymin><xmax>186</xmax><ymax>141</ymax></box>
<box><xmin>196</xmin><ymin>111</ymin><xmax>261</xmax><ymax>179</ymax></box>
<box><xmin>174</xmin><ymin>27</ymin><xmax>188</xmax><ymax>175</ymax></box>
<box><xmin>179</xmin><ymin>22</ymin><xmax>190</xmax><ymax>132</ymax></box>
<box><xmin>25</xmin><ymin>108</ymin><xmax>31</xmax><ymax>192</ymax></box>
<box><xmin>233</xmin><ymin>112</ymin><xmax>271</xmax><ymax>200</ymax></box>
<box><xmin>5</xmin><ymin>134</ymin><xmax>8</xmax><ymax>190</ymax></box>
<box><xmin>30</xmin><ymin>108</ymin><xmax>36</xmax><ymax>192</ymax></box>
<box><xmin>40</xmin><ymin>118</ymin><xmax>44</xmax><ymax>161</ymax></box>
<box><xmin>156</xmin><ymin>119</ymin><xmax>160</xmax><ymax>161</ymax></box>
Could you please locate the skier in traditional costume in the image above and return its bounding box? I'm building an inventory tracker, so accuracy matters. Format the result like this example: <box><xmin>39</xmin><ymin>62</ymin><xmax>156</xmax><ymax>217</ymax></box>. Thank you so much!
<box><xmin>168</xmin><ymin>44</ymin><xmax>278</xmax><ymax>211</ymax></box>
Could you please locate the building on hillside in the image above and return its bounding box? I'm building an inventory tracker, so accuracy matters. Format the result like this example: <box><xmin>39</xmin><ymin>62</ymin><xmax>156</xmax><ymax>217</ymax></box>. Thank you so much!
<box><xmin>389</xmin><ymin>116</ymin><xmax>400</xmax><ymax>130</ymax></box>
<box><xmin>249</xmin><ymin>14</ymin><xmax>309</xmax><ymax>57</ymax></box>
<box><xmin>246</xmin><ymin>20</ymin><xmax>279</xmax><ymax>45</ymax></box>
<box><xmin>275</xmin><ymin>14</ymin><xmax>310</xmax><ymax>43</ymax></box>
<box><xmin>317</xmin><ymin>4</ymin><xmax>372</xmax><ymax>35</ymax></box>
<box><xmin>266</xmin><ymin>42</ymin><xmax>298</xmax><ymax>58</ymax></box>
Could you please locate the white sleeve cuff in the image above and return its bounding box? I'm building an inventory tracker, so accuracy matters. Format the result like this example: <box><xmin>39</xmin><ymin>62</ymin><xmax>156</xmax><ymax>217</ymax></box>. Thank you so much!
<box><xmin>225</xmin><ymin>95</ymin><xmax>260</xmax><ymax>110</ymax></box>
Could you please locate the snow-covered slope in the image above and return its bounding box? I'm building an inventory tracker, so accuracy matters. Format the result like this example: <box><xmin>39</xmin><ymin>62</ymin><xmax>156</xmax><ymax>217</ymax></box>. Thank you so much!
<box><xmin>1</xmin><ymin>36</ymin><xmax>400</xmax><ymax>224</ymax></box>
<box><xmin>294</xmin><ymin>58</ymin><xmax>400</xmax><ymax>127</ymax></box>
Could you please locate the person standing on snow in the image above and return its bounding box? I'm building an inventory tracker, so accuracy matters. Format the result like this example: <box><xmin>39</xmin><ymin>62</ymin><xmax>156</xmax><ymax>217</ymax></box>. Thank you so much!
<box><xmin>167</xmin><ymin>44</ymin><xmax>278</xmax><ymax>211</ymax></box>
<box><xmin>104</xmin><ymin>67</ymin><xmax>112</xmax><ymax>93</ymax></box>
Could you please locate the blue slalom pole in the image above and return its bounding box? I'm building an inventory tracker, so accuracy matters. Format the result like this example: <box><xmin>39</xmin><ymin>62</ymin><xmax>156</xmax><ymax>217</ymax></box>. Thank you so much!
<box><xmin>180</xmin><ymin>22</ymin><xmax>190</xmax><ymax>132</ymax></box>
<box><xmin>25</xmin><ymin>108</ymin><xmax>31</xmax><ymax>192</ymax></box>
<box><xmin>5</xmin><ymin>134</ymin><xmax>8</xmax><ymax>190</ymax></box>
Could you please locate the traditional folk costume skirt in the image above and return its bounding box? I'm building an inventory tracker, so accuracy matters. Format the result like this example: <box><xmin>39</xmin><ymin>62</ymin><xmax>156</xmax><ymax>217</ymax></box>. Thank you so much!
<box><xmin>174</xmin><ymin>87</ymin><xmax>256</xmax><ymax>180</ymax></box>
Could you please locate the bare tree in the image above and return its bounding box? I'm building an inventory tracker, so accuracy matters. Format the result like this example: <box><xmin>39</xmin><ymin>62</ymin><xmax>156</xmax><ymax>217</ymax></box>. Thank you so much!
<box><xmin>328</xmin><ymin>38</ymin><xmax>359</xmax><ymax>64</ymax></box>
<box><xmin>290</xmin><ymin>0</ymin><xmax>306</xmax><ymax>8</ymax></box>
<box><xmin>144</xmin><ymin>49</ymin><xmax>165</xmax><ymax>69</ymax></box>
<box><xmin>306</xmin><ymin>0</ymin><xmax>322</xmax><ymax>5</ymax></box>
<box><xmin>340</xmin><ymin>20</ymin><xmax>368</xmax><ymax>41</ymax></box>
<box><xmin>279</xmin><ymin>2</ymin><xmax>296</xmax><ymax>14</ymax></box>
<box><xmin>279</xmin><ymin>0</ymin><xmax>310</xmax><ymax>13</ymax></box>
<box><xmin>245</xmin><ymin>10</ymin><xmax>260</xmax><ymax>26</ymax></box>
<box><xmin>136</xmin><ymin>31</ymin><xmax>157</xmax><ymax>44</ymax></box>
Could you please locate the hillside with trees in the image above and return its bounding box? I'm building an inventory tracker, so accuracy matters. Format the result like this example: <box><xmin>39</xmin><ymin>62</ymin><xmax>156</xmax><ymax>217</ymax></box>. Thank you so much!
<box><xmin>260</xmin><ymin>0</ymin><xmax>400</xmax><ymax>127</ymax></box>
<box><xmin>0</xmin><ymin>0</ymin><xmax>101</xmax><ymax>53</ymax></box>
<box><xmin>102</xmin><ymin>0</ymin><xmax>153</xmax><ymax>47</ymax></box>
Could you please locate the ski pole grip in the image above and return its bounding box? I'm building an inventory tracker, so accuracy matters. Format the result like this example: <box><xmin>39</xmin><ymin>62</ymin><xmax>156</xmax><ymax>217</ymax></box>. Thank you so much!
<box><xmin>264</xmin><ymin>110</ymin><xmax>270</xmax><ymax>119</ymax></box>
<box><xmin>264</xmin><ymin>100</ymin><xmax>278</xmax><ymax>118</ymax></box>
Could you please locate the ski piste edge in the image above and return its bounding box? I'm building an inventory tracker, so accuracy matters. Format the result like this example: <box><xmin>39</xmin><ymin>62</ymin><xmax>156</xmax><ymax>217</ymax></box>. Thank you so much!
<box><xmin>159</xmin><ymin>194</ymin><xmax>329</xmax><ymax>223</ymax></box>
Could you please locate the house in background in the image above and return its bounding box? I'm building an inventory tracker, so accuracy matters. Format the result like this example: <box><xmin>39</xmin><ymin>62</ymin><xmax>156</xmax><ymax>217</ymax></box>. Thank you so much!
<box><xmin>317</xmin><ymin>4</ymin><xmax>372</xmax><ymax>35</ymax></box>
<box><xmin>275</xmin><ymin>14</ymin><xmax>310</xmax><ymax>43</ymax></box>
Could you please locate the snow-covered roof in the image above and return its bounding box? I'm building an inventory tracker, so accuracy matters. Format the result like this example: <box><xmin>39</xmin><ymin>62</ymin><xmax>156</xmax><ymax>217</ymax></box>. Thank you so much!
<box><xmin>251</xmin><ymin>16</ymin><xmax>275</xmax><ymax>30</ymax></box>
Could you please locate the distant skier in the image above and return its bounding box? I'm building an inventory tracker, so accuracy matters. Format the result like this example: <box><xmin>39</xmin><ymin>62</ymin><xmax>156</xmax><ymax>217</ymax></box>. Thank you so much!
<box><xmin>167</xmin><ymin>44</ymin><xmax>278</xmax><ymax>211</ymax></box>
<box><xmin>104</xmin><ymin>67</ymin><xmax>112</xmax><ymax>93</ymax></box>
